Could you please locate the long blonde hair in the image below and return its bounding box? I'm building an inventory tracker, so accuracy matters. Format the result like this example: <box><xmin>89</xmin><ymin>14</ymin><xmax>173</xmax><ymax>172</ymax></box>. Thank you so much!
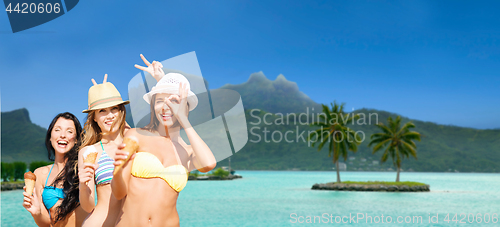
<box><xmin>79</xmin><ymin>104</ymin><xmax>127</xmax><ymax>150</ymax></box>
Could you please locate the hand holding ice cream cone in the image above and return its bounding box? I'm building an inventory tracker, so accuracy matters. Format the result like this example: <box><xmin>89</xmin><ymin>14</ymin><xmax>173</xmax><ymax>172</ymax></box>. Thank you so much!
<box><xmin>79</xmin><ymin>147</ymin><xmax>99</xmax><ymax>186</ymax></box>
<box><xmin>82</xmin><ymin>148</ymin><xmax>99</xmax><ymax>185</ymax></box>
<box><xmin>113</xmin><ymin>137</ymin><xmax>139</xmax><ymax>175</ymax></box>
<box><xmin>23</xmin><ymin>171</ymin><xmax>41</xmax><ymax>216</ymax></box>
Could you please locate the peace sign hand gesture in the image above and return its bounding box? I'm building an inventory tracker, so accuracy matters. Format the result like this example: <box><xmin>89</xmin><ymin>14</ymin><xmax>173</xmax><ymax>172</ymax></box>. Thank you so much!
<box><xmin>134</xmin><ymin>54</ymin><xmax>164</xmax><ymax>82</ymax></box>
<box><xmin>165</xmin><ymin>82</ymin><xmax>190</xmax><ymax>128</ymax></box>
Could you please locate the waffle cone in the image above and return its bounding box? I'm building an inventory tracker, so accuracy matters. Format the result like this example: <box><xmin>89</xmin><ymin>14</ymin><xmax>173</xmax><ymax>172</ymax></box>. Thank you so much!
<box><xmin>24</xmin><ymin>171</ymin><xmax>36</xmax><ymax>195</ymax></box>
<box><xmin>113</xmin><ymin>137</ymin><xmax>139</xmax><ymax>175</ymax></box>
<box><xmin>84</xmin><ymin>152</ymin><xmax>98</xmax><ymax>164</ymax></box>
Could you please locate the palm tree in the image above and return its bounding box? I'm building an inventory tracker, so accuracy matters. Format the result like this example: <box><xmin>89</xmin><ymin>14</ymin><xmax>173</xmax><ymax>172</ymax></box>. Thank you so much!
<box><xmin>368</xmin><ymin>116</ymin><xmax>421</xmax><ymax>182</ymax></box>
<box><xmin>308</xmin><ymin>102</ymin><xmax>362</xmax><ymax>183</ymax></box>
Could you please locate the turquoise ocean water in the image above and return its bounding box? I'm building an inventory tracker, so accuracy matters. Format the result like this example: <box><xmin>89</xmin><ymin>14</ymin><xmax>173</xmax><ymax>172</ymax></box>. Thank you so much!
<box><xmin>2</xmin><ymin>171</ymin><xmax>499</xmax><ymax>226</ymax></box>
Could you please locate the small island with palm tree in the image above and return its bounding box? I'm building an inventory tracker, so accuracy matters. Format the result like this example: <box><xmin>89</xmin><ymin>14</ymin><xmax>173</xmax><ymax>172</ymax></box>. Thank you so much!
<box><xmin>309</xmin><ymin>102</ymin><xmax>429</xmax><ymax>192</ymax></box>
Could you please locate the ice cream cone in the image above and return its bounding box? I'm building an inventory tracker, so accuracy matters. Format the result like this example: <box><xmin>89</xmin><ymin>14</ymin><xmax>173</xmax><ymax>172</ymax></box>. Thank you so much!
<box><xmin>82</xmin><ymin>148</ymin><xmax>99</xmax><ymax>186</ymax></box>
<box><xmin>84</xmin><ymin>150</ymin><xmax>98</xmax><ymax>164</ymax></box>
<box><xmin>113</xmin><ymin>137</ymin><xmax>139</xmax><ymax>175</ymax></box>
<box><xmin>24</xmin><ymin>171</ymin><xmax>36</xmax><ymax>195</ymax></box>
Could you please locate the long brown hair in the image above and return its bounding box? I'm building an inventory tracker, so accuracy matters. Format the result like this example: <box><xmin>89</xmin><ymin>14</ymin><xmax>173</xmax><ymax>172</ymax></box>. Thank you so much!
<box><xmin>79</xmin><ymin>104</ymin><xmax>127</xmax><ymax>150</ymax></box>
<box><xmin>143</xmin><ymin>94</ymin><xmax>160</xmax><ymax>133</ymax></box>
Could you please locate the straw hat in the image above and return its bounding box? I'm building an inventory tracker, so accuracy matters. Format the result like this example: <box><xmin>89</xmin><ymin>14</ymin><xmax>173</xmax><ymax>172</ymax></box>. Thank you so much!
<box><xmin>82</xmin><ymin>77</ymin><xmax>129</xmax><ymax>113</ymax></box>
<box><xmin>143</xmin><ymin>72</ymin><xmax>198</xmax><ymax>111</ymax></box>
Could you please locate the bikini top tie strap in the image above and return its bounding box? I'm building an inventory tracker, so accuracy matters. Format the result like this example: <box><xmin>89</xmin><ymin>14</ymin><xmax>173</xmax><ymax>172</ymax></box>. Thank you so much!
<box><xmin>45</xmin><ymin>164</ymin><xmax>55</xmax><ymax>186</ymax></box>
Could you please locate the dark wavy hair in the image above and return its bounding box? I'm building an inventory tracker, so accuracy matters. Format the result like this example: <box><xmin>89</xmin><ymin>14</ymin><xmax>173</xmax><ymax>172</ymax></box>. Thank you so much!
<box><xmin>44</xmin><ymin>112</ymin><xmax>82</xmax><ymax>223</ymax></box>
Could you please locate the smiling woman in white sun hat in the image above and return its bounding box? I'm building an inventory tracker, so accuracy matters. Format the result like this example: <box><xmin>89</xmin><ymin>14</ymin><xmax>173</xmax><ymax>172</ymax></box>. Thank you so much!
<box><xmin>111</xmin><ymin>54</ymin><xmax>216</xmax><ymax>227</ymax></box>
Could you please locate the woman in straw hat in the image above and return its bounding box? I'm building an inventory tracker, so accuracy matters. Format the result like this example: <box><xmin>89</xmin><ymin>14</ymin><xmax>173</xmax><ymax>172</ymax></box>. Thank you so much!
<box><xmin>111</xmin><ymin>55</ymin><xmax>217</xmax><ymax>226</ymax></box>
<box><xmin>77</xmin><ymin>74</ymin><xmax>131</xmax><ymax>227</ymax></box>
<box><xmin>23</xmin><ymin>112</ymin><xmax>88</xmax><ymax>227</ymax></box>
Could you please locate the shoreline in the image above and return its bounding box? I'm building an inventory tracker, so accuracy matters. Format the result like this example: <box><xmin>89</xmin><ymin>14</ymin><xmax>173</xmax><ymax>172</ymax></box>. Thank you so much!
<box><xmin>1</xmin><ymin>182</ymin><xmax>24</xmax><ymax>191</ymax></box>
<box><xmin>188</xmin><ymin>174</ymin><xmax>242</xmax><ymax>181</ymax></box>
<box><xmin>1</xmin><ymin>175</ymin><xmax>244</xmax><ymax>191</ymax></box>
<box><xmin>234</xmin><ymin>170</ymin><xmax>499</xmax><ymax>174</ymax></box>
<box><xmin>312</xmin><ymin>183</ymin><xmax>430</xmax><ymax>192</ymax></box>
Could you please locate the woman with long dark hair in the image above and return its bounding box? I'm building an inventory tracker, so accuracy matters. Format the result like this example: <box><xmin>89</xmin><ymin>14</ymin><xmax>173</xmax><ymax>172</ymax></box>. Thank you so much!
<box><xmin>22</xmin><ymin>112</ymin><xmax>88</xmax><ymax>226</ymax></box>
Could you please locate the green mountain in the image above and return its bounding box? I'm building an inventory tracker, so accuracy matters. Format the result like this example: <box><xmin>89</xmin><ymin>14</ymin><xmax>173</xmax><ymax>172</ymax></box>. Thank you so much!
<box><xmin>220</xmin><ymin>72</ymin><xmax>322</xmax><ymax>113</ymax></box>
<box><xmin>350</xmin><ymin>109</ymin><xmax>500</xmax><ymax>172</ymax></box>
<box><xmin>3</xmin><ymin>72</ymin><xmax>500</xmax><ymax>172</ymax></box>
<box><xmin>216</xmin><ymin>73</ymin><xmax>500</xmax><ymax>173</ymax></box>
<box><xmin>216</xmin><ymin>109</ymin><xmax>500</xmax><ymax>173</ymax></box>
<box><xmin>1</xmin><ymin>108</ymin><xmax>48</xmax><ymax>163</ymax></box>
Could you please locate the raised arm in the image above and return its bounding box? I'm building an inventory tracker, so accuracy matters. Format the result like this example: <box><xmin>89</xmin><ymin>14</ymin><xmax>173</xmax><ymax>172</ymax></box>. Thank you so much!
<box><xmin>22</xmin><ymin>167</ymin><xmax>51</xmax><ymax>227</ymax></box>
<box><xmin>184</xmin><ymin>127</ymin><xmax>217</xmax><ymax>172</ymax></box>
<box><xmin>166</xmin><ymin>82</ymin><xmax>217</xmax><ymax>172</ymax></box>
<box><xmin>134</xmin><ymin>54</ymin><xmax>164</xmax><ymax>82</ymax></box>
<box><xmin>78</xmin><ymin>146</ymin><xmax>98</xmax><ymax>213</ymax></box>
<box><xmin>111</xmin><ymin>130</ymin><xmax>136</xmax><ymax>200</ymax></box>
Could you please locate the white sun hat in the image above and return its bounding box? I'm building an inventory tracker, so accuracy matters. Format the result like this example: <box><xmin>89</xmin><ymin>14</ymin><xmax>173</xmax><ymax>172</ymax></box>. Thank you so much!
<box><xmin>143</xmin><ymin>72</ymin><xmax>199</xmax><ymax>111</ymax></box>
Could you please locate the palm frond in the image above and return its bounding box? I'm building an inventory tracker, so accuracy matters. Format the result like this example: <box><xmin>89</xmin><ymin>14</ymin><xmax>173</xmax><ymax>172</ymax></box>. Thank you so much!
<box><xmin>402</xmin><ymin>131</ymin><xmax>421</xmax><ymax>142</ymax></box>
<box><xmin>317</xmin><ymin>131</ymin><xmax>332</xmax><ymax>150</ymax></box>
<box><xmin>328</xmin><ymin>137</ymin><xmax>334</xmax><ymax>157</ymax></box>
<box><xmin>397</xmin><ymin>122</ymin><xmax>415</xmax><ymax>134</ymax></box>
<box><xmin>310</xmin><ymin>121</ymin><xmax>329</xmax><ymax>127</ymax></box>
<box><xmin>322</xmin><ymin>104</ymin><xmax>332</xmax><ymax>122</ymax></box>
<box><xmin>401</xmin><ymin>140</ymin><xmax>417</xmax><ymax>159</ymax></box>
<box><xmin>370</xmin><ymin>133</ymin><xmax>393</xmax><ymax>140</ymax></box>
<box><xmin>368</xmin><ymin>137</ymin><xmax>390</xmax><ymax>147</ymax></box>
<box><xmin>375</xmin><ymin>123</ymin><xmax>394</xmax><ymax>136</ymax></box>
<box><xmin>370</xmin><ymin>138</ymin><xmax>392</xmax><ymax>153</ymax></box>
<box><xmin>381</xmin><ymin>147</ymin><xmax>390</xmax><ymax>163</ymax></box>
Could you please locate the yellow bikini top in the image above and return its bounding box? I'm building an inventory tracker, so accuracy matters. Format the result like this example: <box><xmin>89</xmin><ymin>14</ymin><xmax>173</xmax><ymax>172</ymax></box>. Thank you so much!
<box><xmin>131</xmin><ymin>151</ymin><xmax>189</xmax><ymax>192</ymax></box>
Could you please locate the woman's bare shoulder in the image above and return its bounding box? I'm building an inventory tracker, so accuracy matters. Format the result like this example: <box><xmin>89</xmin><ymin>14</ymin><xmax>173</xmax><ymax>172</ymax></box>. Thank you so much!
<box><xmin>125</xmin><ymin>128</ymin><xmax>140</xmax><ymax>136</ymax></box>
<box><xmin>33</xmin><ymin>164</ymin><xmax>52</xmax><ymax>178</ymax></box>
<box><xmin>129</xmin><ymin>128</ymin><xmax>156</xmax><ymax>139</ymax></box>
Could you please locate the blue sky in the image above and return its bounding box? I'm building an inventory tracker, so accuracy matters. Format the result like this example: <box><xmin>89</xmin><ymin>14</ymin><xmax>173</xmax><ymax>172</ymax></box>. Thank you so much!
<box><xmin>1</xmin><ymin>0</ymin><xmax>499</xmax><ymax>129</ymax></box>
